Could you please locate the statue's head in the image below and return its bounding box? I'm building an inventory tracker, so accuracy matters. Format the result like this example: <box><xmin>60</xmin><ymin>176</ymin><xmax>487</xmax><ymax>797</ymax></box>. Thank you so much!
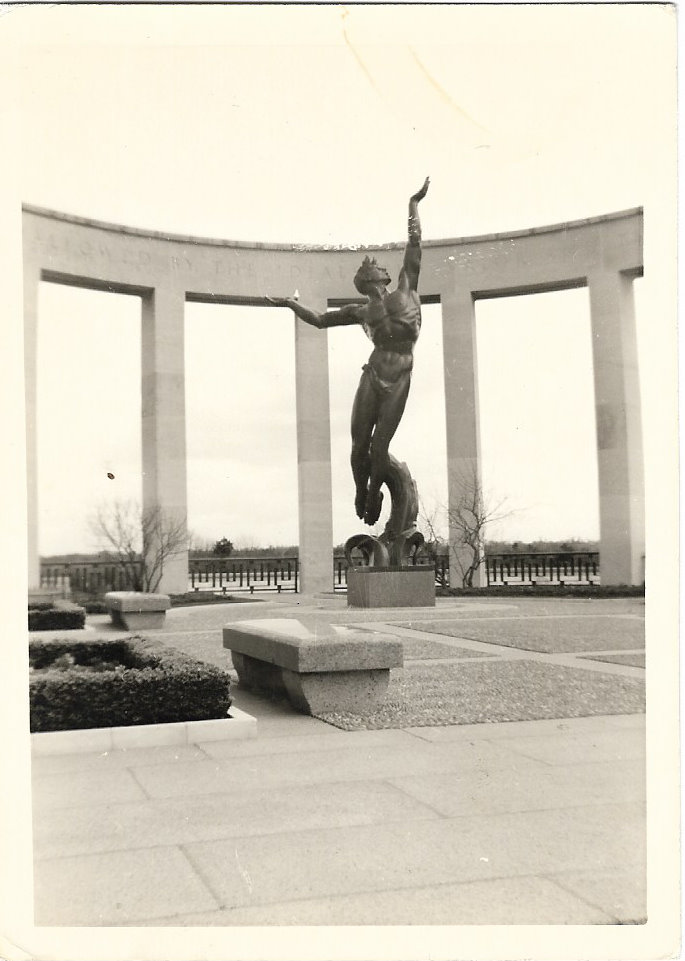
<box><xmin>354</xmin><ymin>255</ymin><xmax>391</xmax><ymax>294</ymax></box>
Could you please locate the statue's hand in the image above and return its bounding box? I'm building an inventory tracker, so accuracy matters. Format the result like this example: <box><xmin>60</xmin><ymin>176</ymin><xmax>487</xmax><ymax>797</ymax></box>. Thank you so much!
<box><xmin>264</xmin><ymin>296</ymin><xmax>292</xmax><ymax>308</ymax></box>
<box><xmin>411</xmin><ymin>176</ymin><xmax>430</xmax><ymax>203</ymax></box>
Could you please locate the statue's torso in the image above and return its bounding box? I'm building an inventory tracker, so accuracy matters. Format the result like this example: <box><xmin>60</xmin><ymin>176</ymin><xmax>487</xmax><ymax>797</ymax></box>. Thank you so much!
<box><xmin>361</xmin><ymin>288</ymin><xmax>421</xmax><ymax>384</ymax></box>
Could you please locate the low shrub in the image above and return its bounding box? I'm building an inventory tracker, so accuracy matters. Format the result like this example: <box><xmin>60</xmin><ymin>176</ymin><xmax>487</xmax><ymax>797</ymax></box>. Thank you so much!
<box><xmin>439</xmin><ymin>584</ymin><xmax>644</xmax><ymax>598</ymax></box>
<box><xmin>28</xmin><ymin>601</ymin><xmax>86</xmax><ymax>632</ymax></box>
<box><xmin>170</xmin><ymin>592</ymin><xmax>263</xmax><ymax>607</ymax></box>
<box><xmin>29</xmin><ymin>635</ymin><xmax>232</xmax><ymax>732</ymax></box>
<box><xmin>81</xmin><ymin>600</ymin><xmax>109</xmax><ymax>615</ymax></box>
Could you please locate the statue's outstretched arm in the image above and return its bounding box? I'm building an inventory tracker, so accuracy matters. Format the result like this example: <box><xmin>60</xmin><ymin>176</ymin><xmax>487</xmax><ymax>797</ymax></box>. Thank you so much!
<box><xmin>265</xmin><ymin>297</ymin><xmax>362</xmax><ymax>329</ymax></box>
<box><xmin>400</xmin><ymin>177</ymin><xmax>430</xmax><ymax>291</ymax></box>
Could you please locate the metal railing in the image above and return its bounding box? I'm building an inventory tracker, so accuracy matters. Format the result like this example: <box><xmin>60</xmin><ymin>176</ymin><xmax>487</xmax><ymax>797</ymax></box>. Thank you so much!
<box><xmin>189</xmin><ymin>557</ymin><xmax>299</xmax><ymax>594</ymax></box>
<box><xmin>40</xmin><ymin>550</ymin><xmax>600</xmax><ymax>596</ymax></box>
<box><xmin>40</xmin><ymin>561</ymin><xmax>142</xmax><ymax>596</ymax></box>
<box><xmin>485</xmin><ymin>552</ymin><xmax>599</xmax><ymax>586</ymax></box>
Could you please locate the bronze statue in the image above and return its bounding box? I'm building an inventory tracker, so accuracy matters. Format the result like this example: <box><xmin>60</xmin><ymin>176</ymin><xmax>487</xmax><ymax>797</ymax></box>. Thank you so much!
<box><xmin>268</xmin><ymin>177</ymin><xmax>430</xmax><ymax>534</ymax></box>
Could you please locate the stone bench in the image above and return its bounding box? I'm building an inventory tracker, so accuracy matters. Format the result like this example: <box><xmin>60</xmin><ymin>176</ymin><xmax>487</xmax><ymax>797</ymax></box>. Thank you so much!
<box><xmin>104</xmin><ymin>592</ymin><xmax>171</xmax><ymax>631</ymax></box>
<box><xmin>223</xmin><ymin>617</ymin><xmax>403</xmax><ymax>715</ymax></box>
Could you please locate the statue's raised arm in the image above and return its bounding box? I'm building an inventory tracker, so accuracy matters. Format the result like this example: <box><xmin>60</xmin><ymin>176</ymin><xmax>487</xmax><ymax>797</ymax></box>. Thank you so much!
<box><xmin>267</xmin><ymin>179</ymin><xmax>430</xmax><ymax>537</ymax></box>
<box><xmin>399</xmin><ymin>176</ymin><xmax>430</xmax><ymax>293</ymax></box>
<box><xmin>265</xmin><ymin>295</ymin><xmax>362</xmax><ymax>329</ymax></box>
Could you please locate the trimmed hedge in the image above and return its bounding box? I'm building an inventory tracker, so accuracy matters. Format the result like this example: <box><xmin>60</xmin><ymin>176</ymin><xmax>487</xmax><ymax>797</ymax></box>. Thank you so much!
<box><xmin>81</xmin><ymin>600</ymin><xmax>110</xmax><ymax>615</ymax></box>
<box><xmin>29</xmin><ymin>635</ymin><xmax>232</xmax><ymax>732</ymax></box>
<box><xmin>169</xmin><ymin>592</ymin><xmax>263</xmax><ymax>608</ymax></box>
<box><xmin>439</xmin><ymin>584</ymin><xmax>645</xmax><ymax>599</ymax></box>
<box><xmin>28</xmin><ymin>601</ymin><xmax>86</xmax><ymax>632</ymax></box>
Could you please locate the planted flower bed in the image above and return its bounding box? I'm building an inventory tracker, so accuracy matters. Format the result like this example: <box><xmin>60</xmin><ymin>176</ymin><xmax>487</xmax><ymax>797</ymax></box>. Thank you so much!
<box><xmin>29</xmin><ymin>635</ymin><xmax>232</xmax><ymax>732</ymax></box>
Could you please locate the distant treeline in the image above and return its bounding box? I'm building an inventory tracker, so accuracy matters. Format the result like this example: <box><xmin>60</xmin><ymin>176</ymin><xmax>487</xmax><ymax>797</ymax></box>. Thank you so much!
<box><xmin>43</xmin><ymin>539</ymin><xmax>599</xmax><ymax>564</ymax></box>
<box><xmin>485</xmin><ymin>539</ymin><xmax>599</xmax><ymax>555</ymax></box>
<box><xmin>214</xmin><ymin>545</ymin><xmax>299</xmax><ymax>558</ymax></box>
<box><xmin>425</xmin><ymin>539</ymin><xmax>599</xmax><ymax>558</ymax></box>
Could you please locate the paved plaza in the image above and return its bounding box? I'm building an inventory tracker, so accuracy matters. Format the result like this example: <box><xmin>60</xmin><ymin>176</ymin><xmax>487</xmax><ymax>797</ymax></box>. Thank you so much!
<box><xmin>31</xmin><ymin>593</ymin><xmax>646</xmax><ymax>926</ymax></box>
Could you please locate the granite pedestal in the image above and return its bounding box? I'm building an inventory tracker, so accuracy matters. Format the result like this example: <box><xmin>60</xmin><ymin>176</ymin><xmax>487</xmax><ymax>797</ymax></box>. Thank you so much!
<box><xmin>346</xmin><ymin>566</ymin><xmax>436</xmax><ymax>608</ymax></box>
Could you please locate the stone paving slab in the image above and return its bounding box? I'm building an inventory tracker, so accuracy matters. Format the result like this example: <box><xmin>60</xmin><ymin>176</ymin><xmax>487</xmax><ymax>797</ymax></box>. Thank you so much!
<box><xmin>34</xmin><ymin>845</ymin><xmax>219</xmax><ymax>925</ymax></box>
<box><xmin>241</xmin><ymin>712</ymin><xmax>333</xmax><ymax>737</ymax></box>
<box><xmin>405</xmin><ymin>712</ymin><xmax>645</xmax><ymax>742</ymax></box>
<box><xmin>129</xmin><ymin>737</ymin><xmax>539</xmax><ymax>799</ymax></box>
<box><xmin>33</xmin><ymin>779</ymin><xmax>441</xmax><ymax>861</ymax></box>
<box><xmin>32</xmin><ymin>766</ymin><xmax>147</xmax><ymax>811</ymax></box>
<box><xmin>548</xmin><ymin>868</ymin><xmax>648</xmax><ymax>923</ymax></box>
<box><xmin>387</xmin><ymin>757</ymin><xmax>645</xmax><ymax>818</ymax></box>
<box><xmin>145</xmin><ymin>874</ymin><xmax>616</xmax><ymax>926</ymax></box>
<box><xmin>31</xmin><ymin>743</ymin><xmax>209</xmax><ymax>777</ymax></box>
<box><xmin>30</xmin><ymin>710</ymin><xmax>646</xmax><ymax>926</ymax></box>
<box><xmin>197</xmin><ymin>726</ymin><xmax>419</xmax><ymax>760</ymax></box>
<box><xmin>182</xmin><ymin>802</ymin><xmax>645</xmax><ymax>912</ymax></box>
<box><xmin>500</xmin><ymin>729</ymin><xmax>646</xmax><ymax>766</ymax></box>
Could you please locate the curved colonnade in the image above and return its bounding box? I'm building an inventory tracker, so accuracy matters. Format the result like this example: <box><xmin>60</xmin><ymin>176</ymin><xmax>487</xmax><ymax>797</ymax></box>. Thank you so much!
<box><xmin>23</xmin><ymin>205</ymin><xmax>644</xmax><ymax>591</ymax></box>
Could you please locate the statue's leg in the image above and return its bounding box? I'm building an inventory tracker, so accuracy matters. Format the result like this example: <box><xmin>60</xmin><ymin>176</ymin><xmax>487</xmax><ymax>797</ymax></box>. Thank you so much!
<box><xmin>364</xmin><ymin>373</ymin><xmax>411</xmax><ymax>526</ymax></box>
<box><xmin>350</xmin><ymin>371</ymin><xmax>378</xmax><ymax>519</ymax></box>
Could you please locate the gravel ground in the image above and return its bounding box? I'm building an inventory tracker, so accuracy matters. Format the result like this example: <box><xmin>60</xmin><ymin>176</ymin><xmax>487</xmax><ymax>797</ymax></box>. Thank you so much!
<box><xmin>580</xmin><ymin>652</ymin><xmax>646</xmax><ymax>669</ymax></box>
<box><xmin>398</xmin><ymin>637</ymin><xmax>494</xmax><ymax>660</ymax></box>
<box><xmin>389</xmin><ymin>597</ymin><xmax>646</xmax><ymax>620</ymax></box>
<box><xmin>315</xmin><ymin>659</ymin><xmax>646</xmax><ymax>730</ymax></box>
<box><xmin>396</xmin><ymin>615</ymin><xmax>645</xmax><ymax>654</ymax></box>
<box><xmin>156</xmin><ymin>629</ymin><xmax>495</xmax><ymax>667</ymax></box>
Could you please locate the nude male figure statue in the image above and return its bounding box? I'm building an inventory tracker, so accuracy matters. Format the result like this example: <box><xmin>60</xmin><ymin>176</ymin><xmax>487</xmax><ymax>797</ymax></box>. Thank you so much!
<box><xmin>268</xmin><ymin>177</ymin><xmax>430</xmax><ymax>527</ymax></box>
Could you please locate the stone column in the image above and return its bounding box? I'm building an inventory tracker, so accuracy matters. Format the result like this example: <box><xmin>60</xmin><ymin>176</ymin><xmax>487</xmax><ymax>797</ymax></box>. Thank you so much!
<box><xmin>293</xmin><ymin>294</ymin><xmax>333</xmax><ymax>594</ymax></box>
<box><xmin>441</xmin><ymin>284</ymin><xmax>486</xmax><ymax>588</ymax></box>
<box><xmin>141</xmin><ymin>285</ymin><xmax>189</xmax><ymax>594</ymax></box>
<box><xmin>24</xmin><ymin>261</ymin><xmax>41</xmax><ymax>589</ymax></box>
<box><xmin>588</xmin><ymin>270</ymin><xmax>645</xmax><ymax>585</ymax></box>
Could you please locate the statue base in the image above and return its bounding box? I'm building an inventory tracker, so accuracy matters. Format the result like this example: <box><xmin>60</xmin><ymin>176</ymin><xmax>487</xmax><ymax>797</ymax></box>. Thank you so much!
<box><xmin>346</xmin><ymin>566</ymin><xmax>436</xmax><ymax>609</ymax></box>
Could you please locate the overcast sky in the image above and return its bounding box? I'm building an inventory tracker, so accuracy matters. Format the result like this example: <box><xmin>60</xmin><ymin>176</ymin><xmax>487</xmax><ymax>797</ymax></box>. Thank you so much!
<box><xmin>8</xmin><ymin>4</ymin><xmax>673</xmax><ymax>554</ymax></box>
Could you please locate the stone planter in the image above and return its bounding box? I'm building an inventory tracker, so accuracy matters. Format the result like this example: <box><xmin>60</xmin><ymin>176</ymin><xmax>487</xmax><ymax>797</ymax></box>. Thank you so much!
<box><xmin>31</xmin><ymin>707</ymin><xmax>257</xmax><ymax>755</ymax></box>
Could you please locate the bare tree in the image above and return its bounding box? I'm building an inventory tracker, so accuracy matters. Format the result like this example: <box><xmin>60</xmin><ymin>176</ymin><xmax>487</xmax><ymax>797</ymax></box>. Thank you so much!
<box><xmin>447</xmin><ymin>466</ymin><xmax>514</xmax><ymax>588</ymax></box>
<box><xmin>420</xmin><ymin>469</ymin><xmax>516</xmax><ymax>588</ymax></box>
<box><xmin>417</xmin><ymin>499</ymin><xmax>449</xmax><ymax>589</ymax></box>
<box><xmin>90</xmin><ymin>500</ymin><xmax>188</xmax><ymax>593</ymax></box>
